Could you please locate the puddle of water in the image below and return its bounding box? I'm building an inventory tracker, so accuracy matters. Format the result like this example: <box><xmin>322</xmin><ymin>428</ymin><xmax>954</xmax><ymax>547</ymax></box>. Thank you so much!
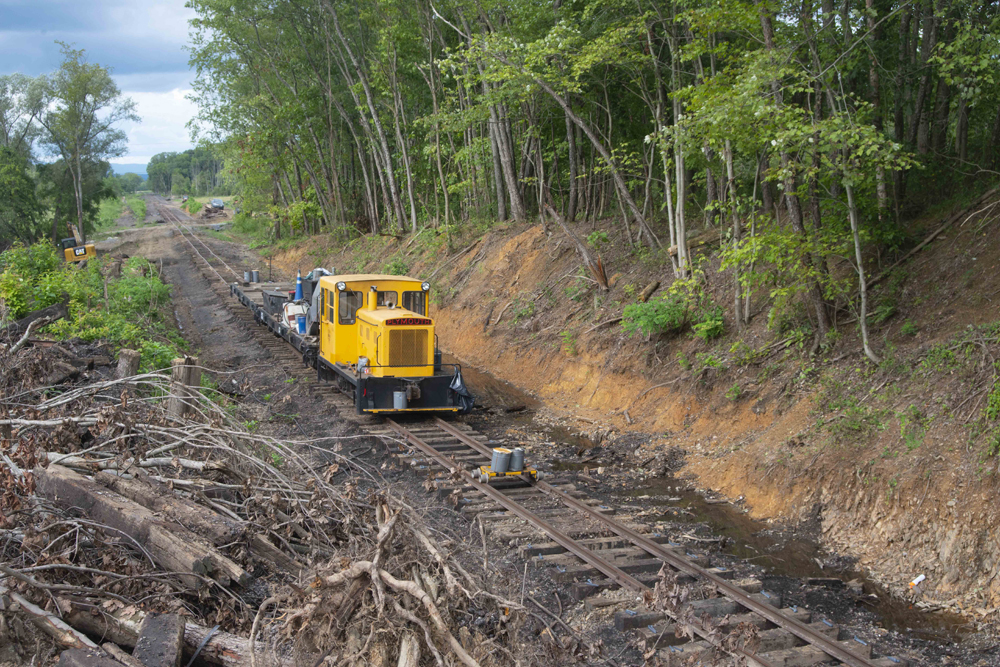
<box><xmin>621</xmin><ymin>476</ymin><xmax>970</xmax><ymax>644</ymax></box>
<box><xmin>443</xmin><ymin>352</ymin><xmax>601</xmax><ymax>461</ymax></box>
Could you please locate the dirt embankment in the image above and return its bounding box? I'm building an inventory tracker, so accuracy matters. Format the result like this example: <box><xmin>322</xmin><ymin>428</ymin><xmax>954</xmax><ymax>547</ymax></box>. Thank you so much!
<box><xmin>262</xmin><ymin>194</ymin><xmax>1000</xmax><ymax>620</ymax></box>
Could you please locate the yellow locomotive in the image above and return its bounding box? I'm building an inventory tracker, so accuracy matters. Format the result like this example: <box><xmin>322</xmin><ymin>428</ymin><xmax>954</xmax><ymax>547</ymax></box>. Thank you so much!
<box><xmin>312</xmin><ymin>274</ymin><xmax>472</xmax><ymax>414</ymax></box>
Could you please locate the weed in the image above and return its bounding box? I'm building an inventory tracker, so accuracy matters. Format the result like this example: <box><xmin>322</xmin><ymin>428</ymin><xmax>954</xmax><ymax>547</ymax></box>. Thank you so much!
<box><xmin>828</xmin><ymin>404</ymin><xmax>891</xmax><ymax>444</ymax></box>
<box><xmin>560</xmin><ymin>330</ymin><xmax>577</xmax><ymax>356</ymax></box>
<box><xmin>511</xmin><ymin>298</ymin><xmax>536</xmax><ymax>325</ymax></box>
<box><xmin>695</xmin><ymin>352</ymin><xmax>723</xmax><ymax>372</ymax></box>
<box><xmin>725</xmin><ymin>384</ymin><xmax>742</xmax><ymax>401</ymax></box>
<box><xmin>984</xmin><ymin>372</ymin><xmax>1000</xmax><ymax>421</ymax></box>
<box><xmin>586</xmin><ymin>230</ymin><xmax>609</xmax><ymax>250</ymax></box>
<box><xmin>263</xmin><ymin>393</ymin><xmax>272</xmax><ymax>401</ymax></box>
<box><xmin>622</xmin><ymin>283</ymin><xmax>637</xmax><ymax>301</ymax></box>
<box><xmin>920</xmin><ymin>344</ymin><xmax>960</xmax><ymax>373</ymax></box>
<box><xmin>730</xmin><ymin>341</ymin><xmax>761</xmax><ymax>366</ymax></box>
<box><xmin>901</xmin><ymin>320</ymin><xmax>918</xmax><ymax>336</ymax></box>
<box><xmin>676</xmin><ymin>351</ymin><xmax>692</xmax><ymax>371</ymax></box>
<box><xmin>899</xmin><ymin>404</ymin><xmax>928</xmax><ymax>451</ymax></box>
<box><xmin>285</xmin><ymin>377</ymin><xmax>295</xmax><ymax>384</ymax></box>
<box><xmin>244</xmin><ymin>420</ymin><xmax>259</xmax><ymax>433</ymax></box>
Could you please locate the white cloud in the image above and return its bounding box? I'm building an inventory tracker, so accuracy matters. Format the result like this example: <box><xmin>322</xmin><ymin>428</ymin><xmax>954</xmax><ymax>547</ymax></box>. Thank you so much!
<box><xmin>110</xmin><ymin>88</ymin><xmax>198</xmax><ymax>164</ymax></box>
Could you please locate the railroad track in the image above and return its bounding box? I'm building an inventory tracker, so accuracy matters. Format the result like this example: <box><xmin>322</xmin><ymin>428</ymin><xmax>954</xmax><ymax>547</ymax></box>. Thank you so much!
<box><xmin>160</xmin><ymin>201</ymin><xmax>910</xmax><ymax>667</ymax></box>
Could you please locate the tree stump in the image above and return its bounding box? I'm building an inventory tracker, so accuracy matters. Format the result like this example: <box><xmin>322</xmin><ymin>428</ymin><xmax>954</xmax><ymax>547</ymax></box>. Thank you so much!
<box><xmin>167</xmin><ymin>357</ymin><xmax>201</xmax><ymax>418</ymax></box>
<box><xmin>116</xmin><ymin>349</ymin><xmax>141</xmax><ymax>379</ymax></box>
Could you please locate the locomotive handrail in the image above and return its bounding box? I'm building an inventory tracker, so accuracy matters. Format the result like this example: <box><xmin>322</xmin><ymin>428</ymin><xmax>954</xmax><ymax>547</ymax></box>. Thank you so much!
<box><xmin>361</xmin><ymin>362</ymin><xmax>460</xmax><ymax>371</ymax></box>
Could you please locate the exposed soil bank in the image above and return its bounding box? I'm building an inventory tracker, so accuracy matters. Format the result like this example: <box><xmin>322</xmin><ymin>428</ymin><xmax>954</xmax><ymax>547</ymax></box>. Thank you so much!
<box><xmin>224</xmin><ymin>195</ymin><xmax>1000</xmax><ymax>629</ymax></box>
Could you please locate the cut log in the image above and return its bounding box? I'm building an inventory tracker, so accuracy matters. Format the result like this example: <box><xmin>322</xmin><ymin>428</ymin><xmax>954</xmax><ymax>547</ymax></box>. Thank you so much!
<box><xmin>668</xmin><ymin>229</ymin><xmax>722</xmax><ymax>257</ymax></box>
<box><xmin>56</xmin><ymin>648</ymin><xmax>123</xmax><ymax>667</ymax></box>
<box><xmin>116</xmin><ymin>349</ymin><xmax>141</xmax><ymax>379</ymax></box>
<box><xmin>58</xmin><ymin>598</ymin><xmax>295</xmax><ymax>667</ymax></box>
<box><xmin>133</xmin><ymin>613</ymin><xmax>184</xmax><ymax>667</ymax></box>
<box><xmin>639</xmin><ymin>281</ymin><xmax>660</xmax><ymax>302</ymax></box>
<box><xmin>94</xmin><ymin>472</ymin><xmax>244</xmax><ymax>546</ymax></box>
<box><xmin>1</xmin><ymin>299</ymin><xmax>68</xmax><ymax>339</ymax></box>
<box><xmin>34</xmin><ymin>465</ymin><xmax>250</xmax><ymax>588</ymax></box>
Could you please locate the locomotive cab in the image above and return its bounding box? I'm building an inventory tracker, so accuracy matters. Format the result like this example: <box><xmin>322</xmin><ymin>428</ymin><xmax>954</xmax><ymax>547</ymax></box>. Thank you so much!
<box><xmin>314</xmin><ymin>274</ymin><xmax>471</xmax><ymax>414</ymax></box>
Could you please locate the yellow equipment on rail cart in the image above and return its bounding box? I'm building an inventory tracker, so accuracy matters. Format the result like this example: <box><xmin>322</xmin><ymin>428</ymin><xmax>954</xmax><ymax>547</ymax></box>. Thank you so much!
<box><xmin>477</xmin><ymin>447</ymin><xmax>537</xmax><ymax>485</ymax></box>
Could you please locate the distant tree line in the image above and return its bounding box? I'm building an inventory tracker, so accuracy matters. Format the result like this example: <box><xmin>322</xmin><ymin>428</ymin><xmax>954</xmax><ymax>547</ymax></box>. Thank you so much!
<box><xmin>146</xmin><ymin>147</ymin><xmax>229</xmax><ymax>197</ymax></box>
<box><xmin>0</xmin><ymin>43</ymin><xmax>138</xmax><ymax>247</ymax></box>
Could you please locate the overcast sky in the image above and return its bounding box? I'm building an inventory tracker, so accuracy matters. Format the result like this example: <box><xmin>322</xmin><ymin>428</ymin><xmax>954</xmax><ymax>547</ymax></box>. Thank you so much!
<box><xmin>0</xmin><ymin>0</ymin><xmax>200</xmax><ymax>166</ymax></box>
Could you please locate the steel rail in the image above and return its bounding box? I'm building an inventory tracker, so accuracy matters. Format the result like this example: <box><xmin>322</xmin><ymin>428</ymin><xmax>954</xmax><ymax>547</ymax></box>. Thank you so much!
<box><xmin>431</xmin><ymin>418</ymin><xmax>874</xmax><ymax>667</ymax></box>
<box><xmin>392</xmin><ymin>419</ymin><xmax>774</xmax><ymax>667</ymax></box>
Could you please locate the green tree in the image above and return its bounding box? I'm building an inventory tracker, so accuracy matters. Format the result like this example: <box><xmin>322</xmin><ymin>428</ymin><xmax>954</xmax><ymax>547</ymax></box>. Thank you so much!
<box><xmin>38</xmin><ymin>44</ymin><xmax>139</xmax><ymax>241</ymax></box>
<box><xmin>0</xmin><ymin>146</ymin><xmax>44</xmax><ymax>245</ymax></box>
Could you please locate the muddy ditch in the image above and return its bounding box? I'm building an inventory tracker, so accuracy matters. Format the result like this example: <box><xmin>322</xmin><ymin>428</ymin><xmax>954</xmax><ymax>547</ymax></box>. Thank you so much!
<box><xmin>454</xmin><ymin>353</ymin><xmax>990</xmax><ymax>666</ymax></box>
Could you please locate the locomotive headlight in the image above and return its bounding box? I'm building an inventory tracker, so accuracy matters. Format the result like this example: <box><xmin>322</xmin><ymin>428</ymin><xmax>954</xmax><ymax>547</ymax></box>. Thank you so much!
<box><xmin>336</xmin><ymin>281</ymin><xmax>346</xmax><ymax>291</ymax></box>
<box><xmin>421</xmin><ymin>282</ymin><xmax>430</xmax><ymax>292</ymax></box>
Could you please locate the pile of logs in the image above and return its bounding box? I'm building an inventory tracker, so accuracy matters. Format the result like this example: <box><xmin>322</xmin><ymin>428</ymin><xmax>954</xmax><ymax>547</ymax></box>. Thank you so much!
<box><xmin>201</xmin><ymin>205</ymin><xmax>227</xmax><ymax>220</ymax></box>
<box><xmin>1</xmin><ymin>344</ymin><xmax>548</xmax><ymax>667</ymax></box>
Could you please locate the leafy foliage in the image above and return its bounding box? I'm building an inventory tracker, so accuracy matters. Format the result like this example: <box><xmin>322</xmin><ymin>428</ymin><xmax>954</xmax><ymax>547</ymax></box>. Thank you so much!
<box><xmin>622</xmin><ymin>273</ymin><xmax>722</xmax><ymax>339</ymax></box>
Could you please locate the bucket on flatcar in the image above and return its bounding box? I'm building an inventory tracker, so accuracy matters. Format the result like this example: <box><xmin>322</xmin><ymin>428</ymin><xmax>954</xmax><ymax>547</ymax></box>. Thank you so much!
<box><xmin>251</xmin><ymin>270</ymin><xmax>260</xmax><ymax>282</ymax></box>
<box><xmin>491</xmin><ymin>447</ymin><xmax>511</xmax><ymax>473</ymax></box>
<box><xmin>509</xmin><ymin>447</ymin><xmax>524</xmax><ymax>472</ymax></box>
<box><xmin>244</xmin><ymin>271</ymin><xmax>251</xmax><ymax>283</ymax></box>
<box><xmin>297</xmin><ymin>315</ymin><xmax>306</xmax><ymax>334</ymax></box>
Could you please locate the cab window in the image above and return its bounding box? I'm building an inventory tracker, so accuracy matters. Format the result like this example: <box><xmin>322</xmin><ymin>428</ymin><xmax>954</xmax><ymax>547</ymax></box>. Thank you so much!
<box><xmin>402</xmin><ymin>291</ymin><xmax>426</xmax><ymax>315</ymax></box>
<box><xmin>338</xmin><ymin>291</ymin><xmax>363</xmax><ymax>324</ymax></box>
<box><xmin>325</xmin><ymin>289</ymin><xmax>335</xmax><ymax>323</ymax></box>
<box><xmin>376</xmin><ymin>291</ymin><xmax>398</xmax><ymax>308</ymax></box>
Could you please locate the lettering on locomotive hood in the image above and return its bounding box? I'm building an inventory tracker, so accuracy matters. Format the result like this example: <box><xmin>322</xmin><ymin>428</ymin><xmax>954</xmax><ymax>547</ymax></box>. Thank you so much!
<box><xmin>385</xmin><ymin>317</ymin><xmax>432</xmax><ymax>326</ymax></box>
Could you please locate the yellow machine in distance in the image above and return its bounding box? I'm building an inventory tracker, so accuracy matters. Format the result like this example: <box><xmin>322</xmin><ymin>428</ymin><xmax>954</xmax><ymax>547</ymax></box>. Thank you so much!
<box><xmin>61</xmin><ymin>238</ymin><xmax>96</xmax><ymax>263</ymax></box>
<box><xmin>60</xmin><ymin>224</ymin><xmax>95</xmax><ymax>263</ymax></box>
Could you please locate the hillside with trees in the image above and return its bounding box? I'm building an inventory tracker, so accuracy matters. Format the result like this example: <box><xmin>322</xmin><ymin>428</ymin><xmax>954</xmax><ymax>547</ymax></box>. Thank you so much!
<box><xmin>187</xmin><ymin>0</ymin><xmax>999</xmax><ymax>352</ymax></box>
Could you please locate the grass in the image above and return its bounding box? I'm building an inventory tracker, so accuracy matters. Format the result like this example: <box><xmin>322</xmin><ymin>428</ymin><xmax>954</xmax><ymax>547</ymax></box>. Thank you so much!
<box><xmin>126</xmin><ymin>197</ymin><xmax>146</xmax><ymax>221</ymax></box>
<box><xmin>94</xmin><ymin>198</ymin><xmax>124</xmax><ymax>235</ymax></box>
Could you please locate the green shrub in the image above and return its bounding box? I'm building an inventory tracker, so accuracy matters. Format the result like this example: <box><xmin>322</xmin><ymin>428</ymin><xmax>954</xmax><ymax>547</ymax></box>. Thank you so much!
<box><xmin>622</xmin><ymin>273</ymin><xmax>723</xmax><ymax>339</ymax></box>
<box><xmin>692</xmin><ymin>306</ymin><xmax>725</xmax><ymax>341</ymax></box>
<box><xmin>901</xmin><ymin>320</ymin><xmax>918</xmax><ymax>336</ymax></box>
<box><xmin>511</xmin><ymin>298</ymin><xmax>535</xmax><ymax>325</ymax></box>
<box><xmin>385</xmin><ymin>258</ymin><xmax>409</xmax><ymax>276</ymax></box>
<box><xmin>186</xmin><ymin>198</ymin><xmax>203</xmax><ymax>215</ymax></box>
<box><xmin>0</xmin><ymin>241</ymin><xmax>63</xmax><ymax>319</ymax></box>
<box><xmin>726</xmin><ymin>384</ymin><xmax>742</xmax><ymax>401</ymax></box>
<box><xmin>586</xmin><ymin>230</ymin><xmax>609</xmax><ymax>250</ymax></box>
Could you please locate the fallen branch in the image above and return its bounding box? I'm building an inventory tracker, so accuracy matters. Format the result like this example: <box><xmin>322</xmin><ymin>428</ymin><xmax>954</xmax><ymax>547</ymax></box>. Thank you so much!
<box><xmin>0</xmin><ymin>583</ymin><xmax>100</xmax><ymax>650</ymax></box>
<box><xmin>8</xmin><ymin>316</ymin><xmax>52</xmax><ymax>355</ymax></box>
<box><xmin>869</xmin><ymin>187</ymin><xmax>999</xmax><ymax>287</ymax></box>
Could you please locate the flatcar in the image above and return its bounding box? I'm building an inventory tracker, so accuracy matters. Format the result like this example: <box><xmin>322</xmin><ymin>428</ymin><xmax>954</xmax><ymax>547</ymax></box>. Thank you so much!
<box><xmin>233</xmin><ymin>273</ymin><xmax>473</xmax><ymax>415</ymax></box>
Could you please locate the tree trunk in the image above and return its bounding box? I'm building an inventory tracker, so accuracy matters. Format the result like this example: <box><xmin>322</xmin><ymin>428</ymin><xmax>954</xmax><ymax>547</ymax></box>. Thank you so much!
<box><xmin>759</xmin><ymin>2</ymin><xmax>831</xmax><ymax>339</ymax></box>
<box><xmin>565</xmin><ymin>109</ymin><xmax>578</xmax><ymax>222</ymax></box>
<box><xmin>846</xmin><ymin>180</ymin><xmax>879</xmax><ymax>364</ymax></box>
<box><xmin>724</xmin><ymin>140</ymin><xmax>742</xmax><ymax>328</ymax></box>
